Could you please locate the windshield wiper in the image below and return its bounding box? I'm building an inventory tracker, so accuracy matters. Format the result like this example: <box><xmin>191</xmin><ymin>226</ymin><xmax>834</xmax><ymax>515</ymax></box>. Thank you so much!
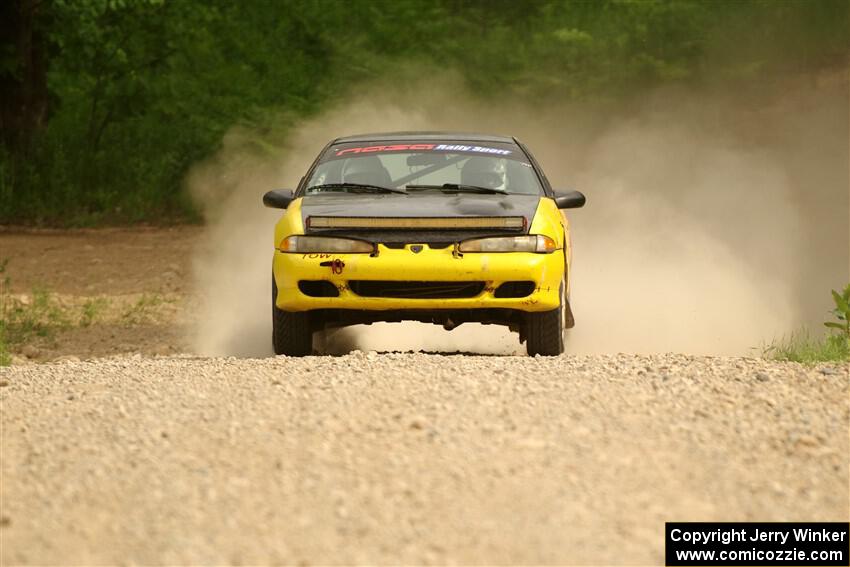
<box><xmin>406</xmin><ymin>183</ymin><xmax>508</xmax><ymax>195</ymax></box>
<box><xmin>306</xmin><ymin>183</ymin><xmax>407</xmax><ymax>195</ymax></box>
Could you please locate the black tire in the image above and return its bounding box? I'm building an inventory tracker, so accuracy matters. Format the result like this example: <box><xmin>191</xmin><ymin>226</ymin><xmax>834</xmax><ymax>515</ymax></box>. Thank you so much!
<box><xmin>272</xmin><ymin>276</ymin><xmax>313</xmax><ymax>356</ymax></box>
<box><xmin>526</xmin><ymin>279</ymin><xmax>565</xmax><ymax>356</ymax></box>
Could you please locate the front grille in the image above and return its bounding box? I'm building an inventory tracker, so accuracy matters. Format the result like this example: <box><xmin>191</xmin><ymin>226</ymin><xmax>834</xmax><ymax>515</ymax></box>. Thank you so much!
<box><xmin>381</xmin><ymin>242</ymin><xmax>453</xmax><ymax>249</ymax></box>
<box><xmin>349</xmin><ymin>280</ymin><xmax>485</xmax><ymax>299</ymax></box>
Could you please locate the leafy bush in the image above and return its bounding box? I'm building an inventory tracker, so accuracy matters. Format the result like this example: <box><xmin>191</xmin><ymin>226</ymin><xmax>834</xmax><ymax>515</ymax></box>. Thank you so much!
<box><xmin>1</xmin><ymin>0</ymin><xmax>847</xmax><ymax>225</ymax></box>
<box><xmin>824</xmin><ymin>284</ymin><xmax>850</xmax><ymax>344</ymax></box>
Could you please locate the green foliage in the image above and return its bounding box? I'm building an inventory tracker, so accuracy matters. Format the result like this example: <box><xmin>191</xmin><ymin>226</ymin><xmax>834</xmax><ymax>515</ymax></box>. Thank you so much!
<box><xmin>825</xmin><ymin>284</ymin><xmax>850</xmax><ymax>332</ymax></box>
<box><xmin>764</xmin><ymin>330</ymin><xmax>850</xmax><ymax>364</ymax></box>
<box><xmin>765</xmin><ymin>284</ymin><xmax>850</xmax><ymax>364</ymax></box>
<box><xmin>0</xmin><ymin>259</ymin><xmax>71</xmax><ymax>364</ymax></box>
<box><xmin>1</xmin><ymin>0</ymin><xmax>848</xmax><ymax>225</ymax></box>
<box><xmin>0</xmin><ymin>259</ymin><xmax>9</xmax><ymax>365</ymax></box>
<box><xmin>0</xmin><ymin>260</ymin><xmax>103</xmax><ymax>365</ymax></box>
<box><xmin>0</xmin><ymin>259</ymin><xmax>170</xmax><ymax>366</ymax></box>
<box><xmin>823</xmin><ymin>284</ymin><xmax>850</xmax><ymax>349</ymax></box>
<box><xmin>121</xmin><ymin>293</ymin><xmax>165</xmax><ymax>326</ymax></box>
<box><xmin>80</xmin><ymin>297</ymin><xmax>110</xmax><ymax>327</ymax></box>
<box><xmin>1</xmin><ymin>288</ymin><xmax>70</xmax><ymax>345</ymax></box>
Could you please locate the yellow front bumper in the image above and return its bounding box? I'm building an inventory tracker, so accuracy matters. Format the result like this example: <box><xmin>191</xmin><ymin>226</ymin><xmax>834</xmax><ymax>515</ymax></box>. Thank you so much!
<box><xmin>272</xmin><ymin>243</ymin><xmax>564</xmax><ymax>312</ymax></box>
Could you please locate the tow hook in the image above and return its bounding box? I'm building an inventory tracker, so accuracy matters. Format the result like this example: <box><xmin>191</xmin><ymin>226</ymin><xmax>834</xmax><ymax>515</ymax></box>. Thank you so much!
<box><xmin>452</xmin><ymin>242</ymin><xmax>463</xmax><ymax>259</ymax></box>
<box><xmin>320</xmin><ymin>259</ymin><xmax>346</xmax><ymax>274</ymax></box>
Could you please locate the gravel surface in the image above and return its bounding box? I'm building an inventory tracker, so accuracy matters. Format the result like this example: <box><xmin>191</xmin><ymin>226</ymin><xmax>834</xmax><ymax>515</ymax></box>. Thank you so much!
<box><xmin>1</xmin><ymin>353</ymin><xmax>847</xmax><ymax>565</ymax></box>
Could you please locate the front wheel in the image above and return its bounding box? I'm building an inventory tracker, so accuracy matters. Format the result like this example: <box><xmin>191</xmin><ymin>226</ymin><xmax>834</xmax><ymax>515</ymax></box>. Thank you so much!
<box><xmin>525</xmin><ymin>279</ymin><xmax>566</xmax><ymax>356</ymax></box>
<box><xmin>272</xmin><ymin>276</ymin><xmax>313</xmax><ymax>356</ymax></box>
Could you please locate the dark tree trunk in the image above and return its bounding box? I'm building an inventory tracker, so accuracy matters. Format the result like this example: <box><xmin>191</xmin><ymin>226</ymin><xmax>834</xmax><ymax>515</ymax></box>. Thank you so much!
<box><xmin>0</xmin><ymin>0</ymin><xmax>50</xmax><ymax>153</ymax></box>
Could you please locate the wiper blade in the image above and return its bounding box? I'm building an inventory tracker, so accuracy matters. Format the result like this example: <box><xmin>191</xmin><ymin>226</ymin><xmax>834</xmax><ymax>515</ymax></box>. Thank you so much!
<box><xmin>406</xmin><ymin>183</ymin><xmax>507</xmax><ymax>194</ymax></box>
<box><xmin>306</xmin><ymin>183</ymin><xmax>407</xmax><ymax>195</ymax></box>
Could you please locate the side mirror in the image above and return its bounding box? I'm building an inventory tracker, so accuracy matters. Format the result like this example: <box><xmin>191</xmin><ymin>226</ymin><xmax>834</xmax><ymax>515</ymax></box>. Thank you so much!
<box><xmin>553</xmin><ymin>190</ymin><xmax>586</xmax><ymax>209</ymax></box>
<box><xmin>263</xmin><ymin>189</ymin><xmax>294</xmax><ymax>209</ymax></box>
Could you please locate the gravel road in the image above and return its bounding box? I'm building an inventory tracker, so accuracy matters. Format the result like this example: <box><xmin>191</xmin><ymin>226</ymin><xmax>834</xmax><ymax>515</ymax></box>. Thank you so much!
<box><xmin>1</xmin><ymin>353</ymin><xmax>847</xmax><ymax>565</ymax></box>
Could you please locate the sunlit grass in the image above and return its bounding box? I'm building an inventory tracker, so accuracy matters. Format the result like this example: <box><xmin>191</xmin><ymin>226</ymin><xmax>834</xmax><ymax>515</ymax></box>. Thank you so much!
<box><xmin>764</xmin><ymin>329</ymin><xmax>850</xmax><ymax>364</ymax></box>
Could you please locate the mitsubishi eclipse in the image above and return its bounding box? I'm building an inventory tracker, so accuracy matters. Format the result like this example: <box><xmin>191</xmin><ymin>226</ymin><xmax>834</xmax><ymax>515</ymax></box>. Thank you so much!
<box><xmin>263</xmin><ymin>132</ymin><xmax>585</xmax><ymax>356</ymax></box>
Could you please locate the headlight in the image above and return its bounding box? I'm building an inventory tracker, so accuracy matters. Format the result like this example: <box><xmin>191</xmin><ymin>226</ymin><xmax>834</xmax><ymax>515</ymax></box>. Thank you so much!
<box><xmin>458</xmin><ymin>235</ymin><xmax>558</xmax><ymax>253</ymax></box>
<box><xmin>278</xmin><ymin>235</ymin><xmax>374</xmax><ymax>254</ymax></box>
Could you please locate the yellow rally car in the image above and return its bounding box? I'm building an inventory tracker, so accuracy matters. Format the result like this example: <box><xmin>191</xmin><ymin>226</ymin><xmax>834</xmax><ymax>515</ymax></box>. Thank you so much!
<box><xmin>263</xmin><ymin>132</ymin><xmax>585</xmax><ymax>356</ymax></box>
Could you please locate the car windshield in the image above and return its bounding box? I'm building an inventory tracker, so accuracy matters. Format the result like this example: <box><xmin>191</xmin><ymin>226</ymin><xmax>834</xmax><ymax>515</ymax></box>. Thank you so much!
<box><xmin>304</xmin><ymin>141</ymin><xmax>543</xmax><ymax>195</ymax></box>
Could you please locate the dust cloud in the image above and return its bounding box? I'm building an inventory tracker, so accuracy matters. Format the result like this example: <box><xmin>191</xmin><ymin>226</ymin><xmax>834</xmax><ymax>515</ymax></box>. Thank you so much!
<box><xmin>189</xmin><ymin>71</ymin><xmax>849</xmax><ymax>357</ymax></box>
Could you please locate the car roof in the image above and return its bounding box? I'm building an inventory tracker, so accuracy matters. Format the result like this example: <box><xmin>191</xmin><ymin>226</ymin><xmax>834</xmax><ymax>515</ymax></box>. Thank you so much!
<box><xmin>332</xmin><ymin>131</ymin><xmax>517</xmax><ymax>144</ymax></box>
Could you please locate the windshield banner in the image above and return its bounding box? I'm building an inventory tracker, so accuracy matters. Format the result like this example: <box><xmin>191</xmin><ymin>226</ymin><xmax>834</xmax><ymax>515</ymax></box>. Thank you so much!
<box><xmin>333</xmin><ymin>143</ymin><xmax>513</xmax><ymax>157</ymax></box>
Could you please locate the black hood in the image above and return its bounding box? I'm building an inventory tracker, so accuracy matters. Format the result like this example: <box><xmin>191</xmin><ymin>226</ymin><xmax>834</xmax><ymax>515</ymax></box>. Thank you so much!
<box><xmin>300</xmin><ymin>192</ymin><xmax>540</xmax><ymax>244</ymax></box>
<box><xmin>301</xmin><ymin>192</ymin><xmax>539</xmax><ymax>221</ymax></box>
